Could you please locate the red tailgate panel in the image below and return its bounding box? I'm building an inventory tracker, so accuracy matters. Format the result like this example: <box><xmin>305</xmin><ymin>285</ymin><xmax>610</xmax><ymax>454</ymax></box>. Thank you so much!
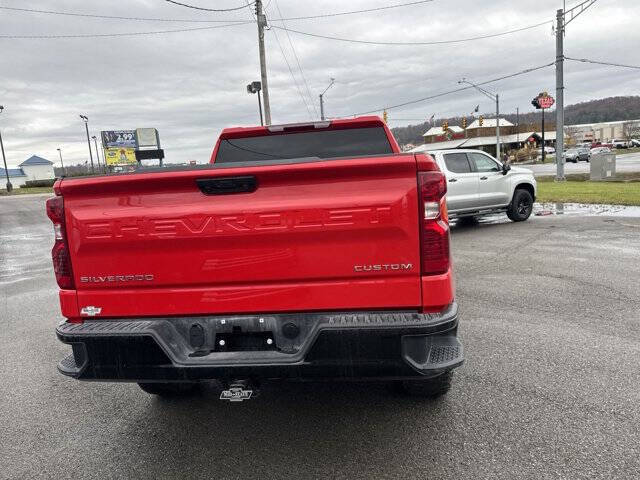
<box><xmin>63</xmin><ymin>156</ymin><xmax>421</xmax><ymax>318</ymax></box>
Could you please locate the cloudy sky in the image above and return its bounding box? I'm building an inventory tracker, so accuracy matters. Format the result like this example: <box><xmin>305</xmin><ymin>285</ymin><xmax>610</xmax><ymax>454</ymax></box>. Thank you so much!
<box><xmin>0</xmin><ymin>0</ymin><xmax>639</xmax><ymax>168</ymax></box>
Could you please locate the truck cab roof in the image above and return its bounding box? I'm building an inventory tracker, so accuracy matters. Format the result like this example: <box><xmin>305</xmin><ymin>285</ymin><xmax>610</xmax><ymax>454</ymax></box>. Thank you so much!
<box><xmin>219</xmin><ymin>116</ymin><xmax>387</xmax><ymax>139</ymax></box>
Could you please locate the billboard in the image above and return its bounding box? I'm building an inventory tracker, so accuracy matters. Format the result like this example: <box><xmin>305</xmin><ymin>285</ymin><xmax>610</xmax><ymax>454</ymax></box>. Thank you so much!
<box><xmin>104</xmin><ymin>147</ymin><xmax>137</xmax><ymax>166</ymax></box>
<box><xmin>136</xmin><ymin>128</ymin><xmax>159</xmax><ymax>148</ymax></box>
<box><xmin>101</xmin><ymin>130</ymin><xmax>137</xmax><ymax>148</ymax></box>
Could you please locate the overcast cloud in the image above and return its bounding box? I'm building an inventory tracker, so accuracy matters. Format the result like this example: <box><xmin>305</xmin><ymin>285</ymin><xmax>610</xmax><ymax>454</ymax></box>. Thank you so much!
<box><xmin>0</xmin><ymin>0</ymin><xmax>639</xmax><ymax>167</ymax></box>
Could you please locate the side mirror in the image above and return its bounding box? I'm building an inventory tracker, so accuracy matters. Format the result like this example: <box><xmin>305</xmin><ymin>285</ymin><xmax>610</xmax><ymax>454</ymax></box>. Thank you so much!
<box><xmin>502</xmin><ymin>163</ymin><xmax>511</xmax><ymax>175</ymax></box>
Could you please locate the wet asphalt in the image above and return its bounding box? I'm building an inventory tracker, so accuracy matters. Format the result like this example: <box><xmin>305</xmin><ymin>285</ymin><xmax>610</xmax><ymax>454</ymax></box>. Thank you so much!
<box><xmin>1</xmin><ymin>194</ymin><xmax>639</xmax><ymax>480</ymax></box>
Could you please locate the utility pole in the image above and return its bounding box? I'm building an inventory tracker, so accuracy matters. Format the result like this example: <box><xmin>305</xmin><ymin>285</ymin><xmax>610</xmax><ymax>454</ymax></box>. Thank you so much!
<box><xmin>319</xmin><ymin>78</ymin><xmax>335</xmax><ymax>121</ymax></box>
<box><xmin>79</xmin><ymin>115</ymin><xmax>94</xmax><ymax>173</ymax></box>
<box><xmin>0</xmin><ymin>106</ymin><xmax>12</xmax><ymax>192</ymax></box>
<box><xmin>556</xmin><ymin>8</ymin><xmax>565</xmax><ymax>181</ymax></box>
<box><xmin>516</xmin><ymin>107</ymin><xmax>520</xmax><ymax>146</ymax></box>
<box><xmin>57</xmin><ymin>148</ymin><xmax>65</xmax><ymax>176</ymax></box>
<box><xmin>555</xmin><ymin>0</ymin><xmax>598</xmax><ymax>181</ymax></box>
<box><xmin>255</xmin><ymin>0</ymin><xmax>271</xmax><ymax>125</ymax></box>
<box><xmin>496</xmin><ymin>94</ymin><xmax>501</xmax><ymax>159</ymax></box>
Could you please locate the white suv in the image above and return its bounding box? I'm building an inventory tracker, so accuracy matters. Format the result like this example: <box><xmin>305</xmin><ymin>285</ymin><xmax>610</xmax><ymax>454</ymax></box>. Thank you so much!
<box><xmin>428</xmin><ymin>149</ymin><xmax>537</xmax><ymax>222</ymax></box>
<box><xmin>611</xmin><ymin>139</ymin><xmax>629</xmax><ymax>149</ymax></box>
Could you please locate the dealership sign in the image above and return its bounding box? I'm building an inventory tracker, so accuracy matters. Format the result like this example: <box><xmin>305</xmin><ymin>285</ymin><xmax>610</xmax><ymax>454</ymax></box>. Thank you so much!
<box><xmin>101</xmin><ymin>130</ymin><xmax>137</xmax><ymax>148</ymax></box>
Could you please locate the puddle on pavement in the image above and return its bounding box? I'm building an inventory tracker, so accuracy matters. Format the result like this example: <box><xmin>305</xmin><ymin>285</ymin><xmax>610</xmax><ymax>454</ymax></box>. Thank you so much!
<box><xmin>451</xmin><ymin>203</ymin><xmax>640</xmax><ymax>227</ymax></box>
<box><xmin>534</xmin><ymin>203</ymin><xmax>640</xmax><ymax>217</ymax></box>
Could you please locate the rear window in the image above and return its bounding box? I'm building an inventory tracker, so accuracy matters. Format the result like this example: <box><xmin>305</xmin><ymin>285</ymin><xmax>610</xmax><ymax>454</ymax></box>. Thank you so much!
<box><xmin>215</xmin><ymin>127</ymin><xmax>393</xmax><ymax>164</ymax></box>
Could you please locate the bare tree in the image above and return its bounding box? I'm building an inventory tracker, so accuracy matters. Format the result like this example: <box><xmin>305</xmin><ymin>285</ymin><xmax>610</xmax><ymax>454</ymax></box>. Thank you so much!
<box><xmin>623</xmin><ymin>121</ymin><xmax>640</xmax><ymax>141</ymax></box>
<box><xmin>564</xmin><ymin>126</ymin><xmax>580</xmax><ymax>146</ymax></box>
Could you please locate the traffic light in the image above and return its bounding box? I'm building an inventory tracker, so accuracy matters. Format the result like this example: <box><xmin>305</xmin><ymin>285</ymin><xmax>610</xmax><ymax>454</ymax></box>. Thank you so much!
<box><xmin>478</xmin><ymin>115</ymin><xmax>484</xmax><ymax>127</ymax></box>
<box><xmin>383</xmin><ymin>110</ymin><xmax>388</xmax><ymax>124</ymax></box>
<box><xmin>462</xmin><ymin>117</ymin><xmax>467</xmax><ymax>129</ymax></box>
<box><xmin>442</xmin><ymin>121</ymin><xmax>449</xmax><ymax>131</ymax></box>
<box><xmin>531</xmin><ymin>97</ymin><xmax>541</xmax><ymax>109</ymax></box>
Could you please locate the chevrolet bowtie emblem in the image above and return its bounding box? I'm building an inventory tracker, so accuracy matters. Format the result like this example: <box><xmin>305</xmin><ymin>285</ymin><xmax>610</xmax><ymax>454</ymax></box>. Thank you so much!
<box><xmin>80</xmin><ymin>306</ymin><xmax>102</xmax><ymax>317</ymax></box>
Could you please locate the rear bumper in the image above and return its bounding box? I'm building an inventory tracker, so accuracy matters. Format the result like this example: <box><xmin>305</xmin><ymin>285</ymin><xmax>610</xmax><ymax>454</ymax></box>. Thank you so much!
<box><xmin>56</xmin><ymin>303</ymin><xmax>463</xmax><ymax>382</ymax></box>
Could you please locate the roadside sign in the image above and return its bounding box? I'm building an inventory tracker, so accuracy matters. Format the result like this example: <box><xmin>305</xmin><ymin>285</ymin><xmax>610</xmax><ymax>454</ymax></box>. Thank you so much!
<box><xmin>135</xmin><ymin>128</ymin><xmax>159</xmax><ymax>148</ymax></box>
<box><xmin>537</xmin><ymin>94</ymin><xmax>555</xmax><ymax>109</ymax></box>
<box><xmin>101</xmin><ymin>130</ymin><xmax>137</xmax><ymax>148</ymax></box>
<box><xmin>104</xmin><ymin>147</ymin><xmax>137</xmax><ymax>165</ymax></box>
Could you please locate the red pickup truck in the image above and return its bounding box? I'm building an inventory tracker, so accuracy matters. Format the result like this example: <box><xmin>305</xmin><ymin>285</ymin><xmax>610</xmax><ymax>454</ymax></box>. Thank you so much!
<box><xmin>49</xmin><ymin>116</ymin><xmax>463</xmax><ymax>400</ymax></box>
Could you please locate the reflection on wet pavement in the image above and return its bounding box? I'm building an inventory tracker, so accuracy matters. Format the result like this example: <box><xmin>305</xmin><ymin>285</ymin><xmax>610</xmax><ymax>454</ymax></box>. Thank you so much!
<box><xmin>534</xmin><ymin>203</ymin><xmax>640</xmax><ymax>217</ymax></box>
<box><xmin>450</xmin><ymin>203</ymin><xmax>640</xmax><ymax>228</ymax></box>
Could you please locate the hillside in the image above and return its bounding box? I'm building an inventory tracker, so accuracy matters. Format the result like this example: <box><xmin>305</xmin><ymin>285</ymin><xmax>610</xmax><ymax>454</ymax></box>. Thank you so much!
<box><xmin>391</xmin><ymin>96</ymin><xmax>640</xmax><ymax>146</ymax></box>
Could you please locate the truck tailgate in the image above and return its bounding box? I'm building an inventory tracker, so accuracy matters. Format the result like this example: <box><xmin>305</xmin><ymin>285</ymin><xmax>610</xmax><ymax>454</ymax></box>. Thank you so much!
<box><xmin>60</xmin><ymin>155</ymin><xmax>421</xmax><ymax>318</ymax></box>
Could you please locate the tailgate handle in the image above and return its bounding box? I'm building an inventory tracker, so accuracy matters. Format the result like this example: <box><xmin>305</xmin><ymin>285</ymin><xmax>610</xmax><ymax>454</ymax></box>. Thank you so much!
<box><xmin>197</xmin><ymin>176</ymin><xmax>258</xmax><ymax>195</ymax></box>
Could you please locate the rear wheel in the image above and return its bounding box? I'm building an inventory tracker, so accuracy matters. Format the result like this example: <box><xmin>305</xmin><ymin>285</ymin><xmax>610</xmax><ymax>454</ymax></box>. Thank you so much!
<box><xmin>138</xmin><ymin>382</ymin><xmax>199</xmax><ymax>396</ymax></box>
<box><xmin>399</xmin><ymin>372</ymin><xmax>453</xmax><ymax>398</ymax></box>
<box><xmin>507</xmin><ymin>189</ymin><xmax>533</xmax><ymax>222</ymax></box>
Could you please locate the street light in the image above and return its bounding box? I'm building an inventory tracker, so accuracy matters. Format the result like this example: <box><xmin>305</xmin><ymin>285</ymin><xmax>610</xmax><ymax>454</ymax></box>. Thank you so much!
<box><xmin>91</xmin><ymin>135</ymin><xmax>102</xmax><ymax>172</ymax></box>
<box><xmin>319</xmin><ymin>78</ymin><xmax>335</xmax><ymax>121</ymax></box>
<box><xmin>459</xmin><ymin>78</ymin><xmax>501</xmax><ymax>159</ymax></box>
<box><xmin>56</xmin><ymin>148</ymin><xmax>65</xmax><ymax>176</ymax></box>
<box><xmin>79</xmin><ymin>115</ymin><xmax>95</xmax><ymax>173</ymax></box>
<box><xmin>246</xmin><ymin>81</ymin><xmax>263</xmax><ymax>126</ymax></box>
<box><xmin>0</xmin><ymin>105</ymin><xmax>12</xmax><ymax>193</ymax></box>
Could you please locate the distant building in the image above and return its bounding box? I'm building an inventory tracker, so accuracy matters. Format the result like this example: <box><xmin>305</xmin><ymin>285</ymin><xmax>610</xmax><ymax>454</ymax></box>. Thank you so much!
<box><xmin>412</xmin><ymin>117</ymin><xmax>555</xmax><ymax>156</ymax></box>
<box><xmin>0</xmin><ymin>167</ymin><xmax>27</xmax><ymax>187</ymax></box>
<box><xmin>565</xmin><ymin>119</ymin><xmax>640</xmax><ymax>143</ymax></box>
<box><xmin>422</xmin><ymin>125</ymin><xmax>465</xmax><ymax>144</ymax></box>
<box><xmin>0</xmin><ymin>155</ymin><xmax>55</xmax><ymax>188</ymax></box>
<box><xmin>466</xmin><ymin>118</ymin><xmax>514</xmax><ymax>132</ymax></box>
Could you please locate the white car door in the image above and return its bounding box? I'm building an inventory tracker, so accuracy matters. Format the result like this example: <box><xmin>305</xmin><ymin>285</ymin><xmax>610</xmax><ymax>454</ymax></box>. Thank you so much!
<box><xmin>467</xmin><ymin>152</ymin><xmax>511</xmax><ymax>208</ymax></box>
<box><xmin>439</xmin><ymin>152</ymin><xmax>479</xmax><ymax>212</ymax></box>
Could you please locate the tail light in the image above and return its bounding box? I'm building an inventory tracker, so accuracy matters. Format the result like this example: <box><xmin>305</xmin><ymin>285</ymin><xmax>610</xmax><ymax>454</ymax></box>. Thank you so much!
<box><xmin>46</xmin><ymin>196</ymin><xmax>75</xmax><ymax>289</ymax></box>
<box><xmin>418</xmin><ymin>170</ymin><xmax>450</xmax><ymax>275</ymax></box>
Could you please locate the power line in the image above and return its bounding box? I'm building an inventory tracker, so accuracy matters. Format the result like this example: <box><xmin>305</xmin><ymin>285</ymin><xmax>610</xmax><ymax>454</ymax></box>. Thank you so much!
<box><xmin>272</xmin><ymin>0</ymin><xmax>319</xmax><ymax>118</ymax></box>
<box><xmin>0</xmin><ymin>22</ymin><xmax>253</xmax><ymax>39</ymax></box>
<box><xmin>271</xmin><ymin>0</ymin><xmax>435</xmax><ymax>21</ymax></box>
<box><xmin>388</xmin><ymin>118</ymin><xmax>432</xmax><ymax>121</ymax></box>
<box><xmin>346</xmin><ymin>62</ymin><xmax>555</xmax><ymax>116</ymax></box>
<box><xmin>165</xmin><ymin>0</ymin><xmax>256</xmax><ymax>12</ymax></box>
<box><xmin>271</xmin><ymin>24</ymin><xmax>314</xmax><ymax>119</ymax></box>
<box><xmin>270</xmin><ymin>20</ymin><xmax>553</xmax><ymax>46</ymax></box>
<box><xmin>0</xmin><ymin>6</ymin><xmax>250</xmax><ymax>23</ymax></box>
<box><xmin>565</xmin><ymin>56</ymin><xmax>640</xmax><ymax>70</ymax></box>
<box><xmin>0</xmin><ymin>1</ymin><xmax>434</xmax><ymax>24</ymax></box>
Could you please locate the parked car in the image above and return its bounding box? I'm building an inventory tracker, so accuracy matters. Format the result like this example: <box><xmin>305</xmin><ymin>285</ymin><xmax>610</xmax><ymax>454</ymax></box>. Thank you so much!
<box><xmin>630</xmin><ymin>139</ymin><xmax>640</xmax><ymax>148</ymax></box>
<box><xmin>611</xmin><ymin>139</ymin><xmax>629</xmax><ymax>149</ymax></box>
<box><xmin>48</xmin><ymin>116</ymin><xmax>464</xmax><ymax>399</ymax></box>
<box><xmin>427</xmin><ymin>149</ymin><xmax>536</xmax><ymax>222</ymax></box>
<box><xmin>592</xmin><ymin>142</ymin><xmax>613</xmax><ymax>149</ymax></box>
<box><xmin>590</xmin><ymin>146</ymin><xmax>612</xmax><ymax>155</ymax></box>
<box><xmin>535</xmin><ymin>146</ymin><xmax>556</xmax><ymax>156</ymax></box>
<box><xmin>564</xmin><ymin>147</ymin><xmax>590</xmax><ymax>163</ymax></box>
